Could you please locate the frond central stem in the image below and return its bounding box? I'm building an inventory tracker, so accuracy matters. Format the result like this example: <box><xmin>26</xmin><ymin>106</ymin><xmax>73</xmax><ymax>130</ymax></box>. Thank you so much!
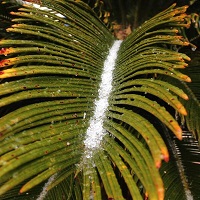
<box><xmin>83</xmin><ymin>40</ymin><xmax>122</xmax><ymax>158</ymax></box>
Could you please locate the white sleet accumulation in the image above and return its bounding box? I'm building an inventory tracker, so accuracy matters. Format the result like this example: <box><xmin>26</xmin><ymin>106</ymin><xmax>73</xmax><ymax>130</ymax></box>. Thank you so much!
<box><xmin>14</xmin><ymin>0</ymin><xmax>66</xmax><ymax>18</ymax></box>
<box><xmin>84</xmin><ymin>40</ymin><xmax>122</xmax><ymax>156</ymax></box>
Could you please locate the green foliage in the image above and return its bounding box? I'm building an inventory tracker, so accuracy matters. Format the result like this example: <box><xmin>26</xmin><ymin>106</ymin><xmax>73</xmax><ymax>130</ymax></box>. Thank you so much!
<box><xmin>0</xmin><ymin>0</ymin><xmax>199</xmax><ymax>199</ymax></box>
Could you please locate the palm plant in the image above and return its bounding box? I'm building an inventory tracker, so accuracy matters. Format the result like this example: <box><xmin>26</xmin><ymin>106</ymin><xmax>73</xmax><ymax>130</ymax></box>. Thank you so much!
<box><xmin>0</xmin><ymin>0</ymin><xmax>199</xmax><ymax>199</ymax></box>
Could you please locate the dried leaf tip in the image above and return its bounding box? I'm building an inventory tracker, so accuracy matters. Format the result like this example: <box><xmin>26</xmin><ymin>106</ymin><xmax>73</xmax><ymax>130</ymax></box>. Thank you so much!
<box><xmin>176</xmin><ymin>127</ymin><xmax>183</xmax><ymax>140</ymax></box>
<box><xmin>0</xmin><ymin>48</ymin><xmax>13</xmax><ymax>56</ymax></box>
<box><xmin>175</xmin><ymin>5</ymin><xmax>189</xmax><ymax>14</ymax></box>
<box><xmin>184</xmin><ymin>75</ymin><xmax>192</xmax><ymax>82</ymax></box>
<box><xmin>0</xmin><ymin>48</ymin><xmax>7</xmax><ymax>56</ymax></box>
<box><xmin>156</xmin><ymin>161</ymin><xmax>161</xmax><ymax>169</ymax></box>
<box><xmin>10</xmin><ymin>11</ymin><xmax>16</xmax><ymax>15</ymax></box>
<box><xmin>0</xmin><ymin>59</ymin><xmax>13</xmax><ymax>67</ymax></box>
<box><xmin>161</xmin><ymin>149</ymin><xmax>169</xmax><ymax>162</ymax></box>
<box><xmin>178</xmin><ymin>106</ymin><xmax>187</xmax><ymax>116</ymax></box>
<box><xmin>157</xmin><ymin>187</ymin><xmax>165</xmax><ymax>200</ymax></box>
<box><xmin>182</xmin><ymin>93</ymin><xmax>189</xmax><ymax>100</ymax></box>
<box><xmin>0</xmin><ymin>60</ymin><xmax>9</xmax><ymax>67</ymax></box>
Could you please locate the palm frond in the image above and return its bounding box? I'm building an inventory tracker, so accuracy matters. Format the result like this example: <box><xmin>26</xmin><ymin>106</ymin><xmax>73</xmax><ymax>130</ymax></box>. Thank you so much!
<box><xmin>160</xmin><ymin>128</ymin><xmax>200</xmax><ymax>200</ymax></box>
<box><xmin>181</xmin><ymin>50</ymin><xmax>200</xmax><ymax>142</ymax></box>
<box><xmin>157</xmin><ymin>49</ymin><xmax>200</xmax><ymax>143</ymax></box>
<box><xmin>0</xmin><ymin>0</ymin><xmax>113</xmax><ymax>197</ymax></box>
<box><xmin>0</xmin><ymin>1</ymin><xmax>198</xmax><ymax>199</ymax></box>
